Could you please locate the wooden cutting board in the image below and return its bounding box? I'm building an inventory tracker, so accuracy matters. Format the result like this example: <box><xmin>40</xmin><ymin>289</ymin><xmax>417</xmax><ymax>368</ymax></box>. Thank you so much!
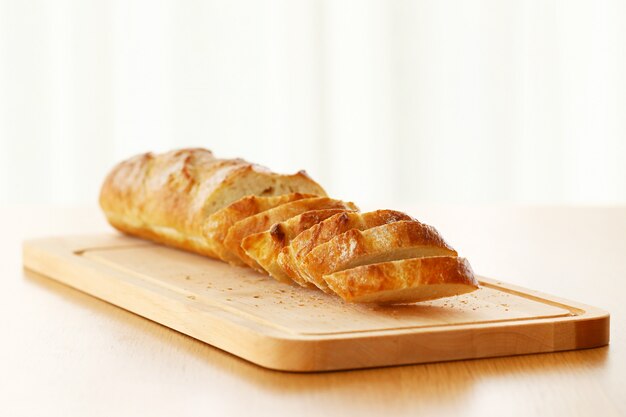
<box><xmin>22</xmin><ymin>234</ymin><xmax>609</xmax><ymax>372</ymax></box>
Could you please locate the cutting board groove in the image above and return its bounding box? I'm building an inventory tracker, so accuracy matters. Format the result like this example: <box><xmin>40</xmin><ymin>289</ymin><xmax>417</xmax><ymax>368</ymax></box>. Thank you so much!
<box><xmin>22</xmin><ymin>235</ymin><xmax>609</xmax><ymax>372</ymax></box>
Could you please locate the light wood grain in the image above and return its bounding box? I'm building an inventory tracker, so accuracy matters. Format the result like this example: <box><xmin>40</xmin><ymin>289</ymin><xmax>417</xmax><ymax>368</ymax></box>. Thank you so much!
<box><xmin>1</xmin><ymin>206</ymin><xmax>624</xmax><ymax>416</ymax></box>
<box><xmin>22</xmin><ymin>234</ymin><xmax>608</xmax><ymax>371</ymax></box>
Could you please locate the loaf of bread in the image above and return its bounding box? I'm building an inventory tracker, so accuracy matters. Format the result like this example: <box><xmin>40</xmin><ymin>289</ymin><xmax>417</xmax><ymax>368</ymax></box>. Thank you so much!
<box><xmin>99</xmin><ymin>149</ymin><xmax>326</xmax><ymax>258</ymax></box>
<box><xmin>100</xmin><ymin>148</ymin><xmax>478</xmax><ymax>304</ymax></box>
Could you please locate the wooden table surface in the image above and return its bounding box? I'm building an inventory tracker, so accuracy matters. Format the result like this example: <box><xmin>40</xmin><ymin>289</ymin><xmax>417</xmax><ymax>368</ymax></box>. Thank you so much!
<box><xmin>1</xmin><ymin>205</ymin><xmax>624</xmax><ymax>417</ymax></box>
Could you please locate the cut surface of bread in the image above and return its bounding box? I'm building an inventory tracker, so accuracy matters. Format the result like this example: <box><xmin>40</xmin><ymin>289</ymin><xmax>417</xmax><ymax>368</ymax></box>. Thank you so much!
<box><xmin>277</xmin><ymin>210</ymin><xmax>414</xmax><ymax>287</ymax></box>
<box><xmin>99</xmin><ymin>148</ymin><xmax>326</xmax><ymax>258</ymax></box>
<box><xmin>298</xmin><ymin>220</ymin><xmax>457</xmax><ymax>291</ymax></box>
<box><xmin>324</xmin><ymin>256</ymin><xmax>478</xmax><ymax>304</ymax></box>
<box><xmin>223</xmin><ymin>197</ymin><xmax>358</xmax><ymax>270</ymax></box>
<box><xmin>204</xmin><ymin>193</ymin><xmax>317</xmax><ymax>262</ymax></box>
<box><xmin>241</xmin><ymin>208</ymin><xmax>354</xmax><ymax>283</ymax></box>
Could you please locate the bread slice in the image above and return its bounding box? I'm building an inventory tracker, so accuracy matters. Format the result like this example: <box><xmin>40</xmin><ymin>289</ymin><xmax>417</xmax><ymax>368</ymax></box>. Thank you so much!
<box><xmin>204</xmin><ymin>193</ymin><xmax>317</xmax><ymax>262</ymax></box>
<box><xmin>223</xmin><ymin>197</ymin><xmax>358</xmax><ymax>270</ymax></box>
<box><xmin>298</xmin><ymin>220</ymin><xmax>457</xmax><ymax>292</ymax></box>
<box><xmin>277</xmin><ymin>210</ymin><xmax>414</xmax><ymax>287</ymax></box>
<box><xmin>240</xmin><ymin>208</ymin><xmax>355</xmax><ymax>282</ymax></box>
<box><xmin>324</xmin><ymin>256</ymin><xmax>478</xmax><ymax>304</ymax></box>
<box><xmin>99</xmin><ymin>148</ymin><xmax>326</xmax><ymax>258</ymax></box>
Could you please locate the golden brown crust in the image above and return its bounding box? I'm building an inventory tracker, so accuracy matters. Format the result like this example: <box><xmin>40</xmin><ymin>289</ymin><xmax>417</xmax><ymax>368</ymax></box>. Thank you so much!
<box><xmin>241</xmin><ymin>208</ymin><xmax>355</xmax><ymax>282</ymax></box>
<box><xmin>99</xmin><ymin>148</ymin><xmax>326</xmax><ymax>258</ymax></box>
<box><xmin>204</xmin><ymin>193</ymin><xmax>317</xmax><ymax>262</ymax></box>
<box><xmin>223</xmin><ymin>198</ymin><xmax>358</xmax><ymax>270</ymax></box>
<box><xmin>324</xmin><ymin>257</ymin><xmax>478</xmax><ymax>304</ymax></box>
<box><xmin>299</xmin><ymin>220</ymin><xmax>457</xmax><ymax>291</ymax></box>
<box><xmin>277</xmin><ymin>210</ymin><xmax>414</xmax><ymax>287</ymax></box>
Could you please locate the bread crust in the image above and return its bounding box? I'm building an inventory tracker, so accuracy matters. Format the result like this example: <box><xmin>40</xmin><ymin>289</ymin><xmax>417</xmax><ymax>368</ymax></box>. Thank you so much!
<box><xmin>223</xmin><ymin>197</ymin><xmax>358</xmax><ymax>270</ymax></box>
<box><xmin>99</xmin><ymin>148</ymin><xmax>326</xmax><ymax>258</ymax></box>
<box><xmin>241</xmin><ymin>208</ymin><xmax>355</xmax><ymax>282</ymax></box>
<box><xmin>277</xmin><ymin>210</ymin><xmax>414</xmax><ymax>287</ymax></box>
<box><xmin>299</xmin><ymin>220</ymin><xmax>457</xmax><ymax>291</ymax></box>
<box><xmin>204</xmin><ymin>193</ymin><xmax>317</xmax><ymax>261</ymax></box>
<box><xmin>324</xmin><ymin>256</ymin><xmax>478</xmax><ymax>303</ymax></box>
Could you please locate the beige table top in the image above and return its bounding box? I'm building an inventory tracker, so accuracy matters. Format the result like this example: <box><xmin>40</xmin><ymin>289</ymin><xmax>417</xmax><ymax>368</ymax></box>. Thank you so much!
<box><xmin>1</xmin><ymin>205</ymin><xmax>624</xmax><ymax>417</ymax></box>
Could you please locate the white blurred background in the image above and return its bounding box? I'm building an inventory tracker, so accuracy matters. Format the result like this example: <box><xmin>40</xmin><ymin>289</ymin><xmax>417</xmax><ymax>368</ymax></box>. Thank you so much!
<box><xmin>1</xmin><ymin>0</ymin><xmax>625</xmax><ymax>207</ymax></box>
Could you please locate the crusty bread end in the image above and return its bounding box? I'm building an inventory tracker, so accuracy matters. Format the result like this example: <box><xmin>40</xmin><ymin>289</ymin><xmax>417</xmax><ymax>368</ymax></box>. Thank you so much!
<box><xmin>324</xmin><ymin>256</ymin><xmax>478</xmax><ymax>304</ymax></box>
<box><xmin>99</xmin><ymin>148</ymin><xmax>326</xmax><ymax>258</ymax></box>
<box><xmin>298</xmin><ymin>220</ymin><xmax>457</xmax><ymax>292</ymax></box>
